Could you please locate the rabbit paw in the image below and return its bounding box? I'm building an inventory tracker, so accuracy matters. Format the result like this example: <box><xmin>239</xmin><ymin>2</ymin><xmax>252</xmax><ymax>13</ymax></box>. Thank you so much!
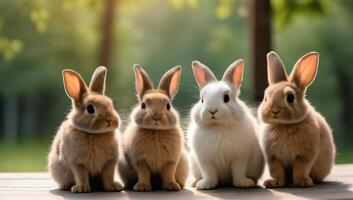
<box><xmin>133</xmin><ymin>182</ymin><xmax>152</xmax><ymax>191</ymax></box>
<box><xmin>178</xmin><ymin>182</ymin><xmax>185</xmax><ymax>189</ymax></box>
<box><xmin>103</xmin><ymin>181</ymin><xmax>123</xmax><ymax>192</ymax></box>
<box><xmin>58</xmin><ymin>183</ymin><xmax>72</xmax><ymax>190</ymax></box>
<box><xmin>293</xmin><ymin>177</ymin><xmax>314</xmax><ymax>187</ymax></box>
<box><xmin>191</xmin><ymin>179</ymin><xmax>199</xmax><ymax>187</ymax></box>
<box><xmin>71</xmin><ymin>184</ymin><xmax>91</xmax><ymax>193</ymax></box>
<box><xmin>163</xmin><ymin>181</ymin><xmax>181</xmax><ymax>191</ymax></box>
<box><xmin>233</xmin><ymin>178</ymin><xmax>255</xmax><ymax>188</ymax></box>
<box><xmin>263</xmin><ymin>178</ymin><xmax>285</xmax><ymax>188</ymax></box>
<box><xmin>196</xmin><ymin>179</ymin><xmax>217</xmax><ymax>190</ymax></box>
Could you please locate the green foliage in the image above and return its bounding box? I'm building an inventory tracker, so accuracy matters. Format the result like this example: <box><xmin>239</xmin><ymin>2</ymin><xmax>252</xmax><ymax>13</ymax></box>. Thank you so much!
<box><xmin>216</xmin><ymin>0</ymin><xmax>236</xmax><ymax>19</ymax></box>
<box><xmin>30</xmin><ymin>8</ymin><xmax>50</xmax><ymax>33</ymax></box>
<box><xmin>169</xmin><ymin>0</ymin><xmax>199</xmax><ymax>10</ymax></box>
<box><xmin>0</xmin><ymin>37</ymin><xmax>23</xmax><ymax>61</ymax></box>
<box><xmin>0</xmin><ymin>139</ymin><xmax>49</xmax><ymax>171</ymax></box>
<box><xmin>272</xmin><ymin>0</ymin><xmax>325</xmax><ymax>27</ymax></box>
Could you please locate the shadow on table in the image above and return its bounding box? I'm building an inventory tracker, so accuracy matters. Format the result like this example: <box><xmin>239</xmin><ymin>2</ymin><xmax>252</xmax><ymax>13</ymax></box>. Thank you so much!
<box><xmin>50</xmin><ymin>186</ymin><xmax>277</xmax><ymax>200</ymax></box>
<box><xmin>271</xmin><ymin>181</ymin><xmax>353</xmax><ymax>200</ymax></box>
<box><xmin>50</xmin><ymin>182</ymin><xmax>352</xmax><ymax>200</ymax></box>
<box><xmin>50</xmin><ymin>189</ymin><xmax>125</xmax><ymax>200</ymax></box>
<box><xmin>50</xmin><ymin>188</ymin><xmax>198</xmax><ymax>200</ymax></box>
<box><xmin>190</xmin><ymin>186</ymin><xmax>278</xmax><ymax>200</ymax></box>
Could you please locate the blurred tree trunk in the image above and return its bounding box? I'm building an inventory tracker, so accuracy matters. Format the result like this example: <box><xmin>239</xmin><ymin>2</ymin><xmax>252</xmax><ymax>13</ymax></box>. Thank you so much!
<box><xmin>22</xmin><ymin>95</ymin><xmax>35</xmax><ymax>138</ymax></box>
<box><xmin>0</xmin><ymin>98</ymin><xmax>3</xmax><ymax>138</ymax></box>
<box><xmin>37</xmin><ymin>90</ymin><xmax>52</xmax><ymax>138</ymax></box>
<box><xmin>248</xmin><ymin>0</ymin><xmax>272</xmax><ymax>103</ymax></box>
<box><xmin>335</xmin><ymin>67</ymin><xmax>353</xmax><ymax>140</ymax></box>
<box><xmin>3</xmin><ymin>93</ymin><xmax>18</xmax><ymax>143</ymax></box>
<box><xmin>99</xmin><ymin>0</ymin><xmax>117</xmax><ymax>67</ymax></box>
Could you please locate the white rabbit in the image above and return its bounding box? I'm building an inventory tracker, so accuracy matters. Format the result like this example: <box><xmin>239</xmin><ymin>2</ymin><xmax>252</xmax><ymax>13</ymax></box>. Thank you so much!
<box><xmin>188</xmin><ymin>60</ymin><xmax>264</xmax><ymax>190</ymax></box>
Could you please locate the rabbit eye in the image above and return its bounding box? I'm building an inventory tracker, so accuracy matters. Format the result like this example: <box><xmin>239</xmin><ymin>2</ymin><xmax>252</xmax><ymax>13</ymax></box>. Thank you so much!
<box><xmin>201</xmin><ymin>98</ymin><xmax>204</xmax><ymax>103</ymax></box>
<box><xmin>141</xmin><ymin>102</ymin><xmax>146</xmax><ymax>109</ymax></box>
<box><xmin>287</xmin><ymin>94</ymin><xmax>295</xmax><ymax>104</ymax></box>
<box><xmin>86</xmin><ymin>104</ymin><xmax>95</xmax><ymax>114</ymax></box>
<box><xmin>166</xmin><ymin>103</ymin><xmax>171</xmax><ymax>110</ymax></box>
<box><xmin>224</xmin><ymin>94</ymin><xmax>230</xmax><ymax>103</ymax></box>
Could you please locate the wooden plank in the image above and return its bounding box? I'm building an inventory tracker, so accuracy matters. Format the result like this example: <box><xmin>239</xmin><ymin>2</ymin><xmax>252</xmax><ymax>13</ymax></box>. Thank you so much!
<box><xmin>0</xmin><ymin>165</ymin><xmax>353</xmax><ymax>199</ymax></box>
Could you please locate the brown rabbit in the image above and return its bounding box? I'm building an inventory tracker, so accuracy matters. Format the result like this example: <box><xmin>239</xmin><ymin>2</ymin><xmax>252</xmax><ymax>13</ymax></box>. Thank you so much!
<box><xmin>258</xmin><ymin>51</ymin><xmax>336</xmax><ymax>188</ymax></box>
<box><xmin>48</xmin><ymin>66</ymin><xmax>123</xmax><ymax>193</ymax></box>
<box><xmin>118</xmin><ymin>65</ymin><xmax>189</xmax><ymax>191</ymax></box>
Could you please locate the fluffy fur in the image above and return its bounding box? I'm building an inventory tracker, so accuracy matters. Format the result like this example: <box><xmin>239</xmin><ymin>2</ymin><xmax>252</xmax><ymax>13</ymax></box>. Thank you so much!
<box><xmin>188</xmin><ymin>60</ymin><xmax>264</xmax><ymax>190</ymax></box>
<box><xmin>258</xmin><ymin>51</ymin><xmax>336</xmax><ymax>188</ymax></box>
<box><xmin>118</xmin><ymin>65</ymin><xmax>189</xmax><ymax>191</ymax></box>
<box><xmin>48</xmin><ymin>66</ymin><xmax>123</xmax><ymax>193</ymax></box>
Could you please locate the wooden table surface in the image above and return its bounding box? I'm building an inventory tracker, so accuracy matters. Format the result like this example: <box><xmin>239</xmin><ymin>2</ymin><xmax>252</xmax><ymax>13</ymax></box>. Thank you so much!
<box><xmin>1</xmin><ymin>164</ymin><xmax>352</xmax><ymax>200</ymax></box>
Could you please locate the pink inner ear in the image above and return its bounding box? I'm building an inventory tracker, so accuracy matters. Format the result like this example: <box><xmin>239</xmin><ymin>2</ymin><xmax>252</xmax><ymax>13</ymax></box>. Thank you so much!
<box><xmin>232</xmin><ymin>63</ymin><xmax>243</xmax><ymax>88</ymax></box>
<box><xmin>193</xmin><ymin>66</ymin><xmax>207</xmax><ymax>88</ymax></box>
<box><xmin>169</xmin><ymin>70</ymin><xmax>180</xmax><ymax>96</ymax></box>
<box><xmin>64</xmin><ymin>72</ymin><xmax>81</xmax><ymax>100</ymax></box>
<box><xmin>135</xmin><ymin>70</ymin><xmax>144</xmax><ymax>95</ymax></box>
<box><xmin>298</xmin><ymin>54</ymin><xmax>318</xmax><ymax>86</ymax></box>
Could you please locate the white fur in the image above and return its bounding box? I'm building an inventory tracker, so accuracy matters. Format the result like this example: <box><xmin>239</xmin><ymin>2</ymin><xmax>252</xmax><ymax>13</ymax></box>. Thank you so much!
<box><xmin>188</xmin><ymin>81</ymin><xmax>264</xmax><ymax>189</ymax></box>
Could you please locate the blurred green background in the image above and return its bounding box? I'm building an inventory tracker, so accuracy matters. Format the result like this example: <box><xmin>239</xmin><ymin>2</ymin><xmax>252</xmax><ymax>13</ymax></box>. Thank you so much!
<box><xmin>0</xmin><ymin>0</ymin><xmax>352</xmax><ymax>171</ymax></box>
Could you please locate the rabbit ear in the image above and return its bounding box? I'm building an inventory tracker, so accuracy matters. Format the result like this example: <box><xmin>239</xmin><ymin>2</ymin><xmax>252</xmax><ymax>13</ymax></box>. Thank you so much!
<box><xmin>133</xmin><ymin>64</ymin><xmax>153</xmax><ymax>99</ymax></box>
<box><xmin>191</xmin><ymin>61</ymin><xmax>217</xmax><ymax>89</ymax></box>
<box><xmin>267</xmin><ymin>51</ymin><xmax>288</xmax><ymax>84</ymax></box>
<box><xmin>158</xmin><ymin>66</ymin><xmax>182</xmax><ymax>99</ymax></box>
<box><xmin>62</xmin><ymin>69</ymin><xmax>88</xmax><ymax>101</ymax></box>
<box><xmin>89</xmin><ymin>66</ymin><xmax>107</xmax><ymax>94</ymax></box>
<box><xmin>222</xmin><ymin>59</ymin><xmax>244</xmax><ymax>89</ymax></box>
<box><xmin>289</xmin><ymin>52</ymin><xmax>319</xmax><ymax>89</ymax></box>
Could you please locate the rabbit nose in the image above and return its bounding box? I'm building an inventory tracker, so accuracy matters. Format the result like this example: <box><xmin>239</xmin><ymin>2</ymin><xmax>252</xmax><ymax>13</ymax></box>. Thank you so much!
<box><xmin>271</xmin><ymin>109</ymin><xmax>281</xmax><ymax>115</ymax></box>
<box><xmin>105</xmin><ymin>118</ymin><xmax>112</xmax><ymax>123</ymax></box>
<box><xmin>152</xmin><ymin>116</ymin><xmax>161</xmax><ymax>121</ymax></box>
<box><xmin>102</xmin><ymin>117</ymin><xmax>113</xmax><ymax>126</ymax></box>
<box><xmin>208</xmin><ymin>109</ymin><xmax>218</xmax><ymax>115</ymax></box>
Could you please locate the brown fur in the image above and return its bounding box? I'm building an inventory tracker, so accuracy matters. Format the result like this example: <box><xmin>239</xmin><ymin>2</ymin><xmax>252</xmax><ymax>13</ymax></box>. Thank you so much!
<box><xmin>117</xmin><ymin>65</ymin><xmax>189</xmax><ymax>191</ymax></box>
<box><xmin>259</xmin><ymin>52</ymin><xmax>336</xmax><ymax>188</ymax></box>
<box><xmin>48</xmin><ymin>66</ymin><xmax>123</xmax><ymax>192</ymax></box>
